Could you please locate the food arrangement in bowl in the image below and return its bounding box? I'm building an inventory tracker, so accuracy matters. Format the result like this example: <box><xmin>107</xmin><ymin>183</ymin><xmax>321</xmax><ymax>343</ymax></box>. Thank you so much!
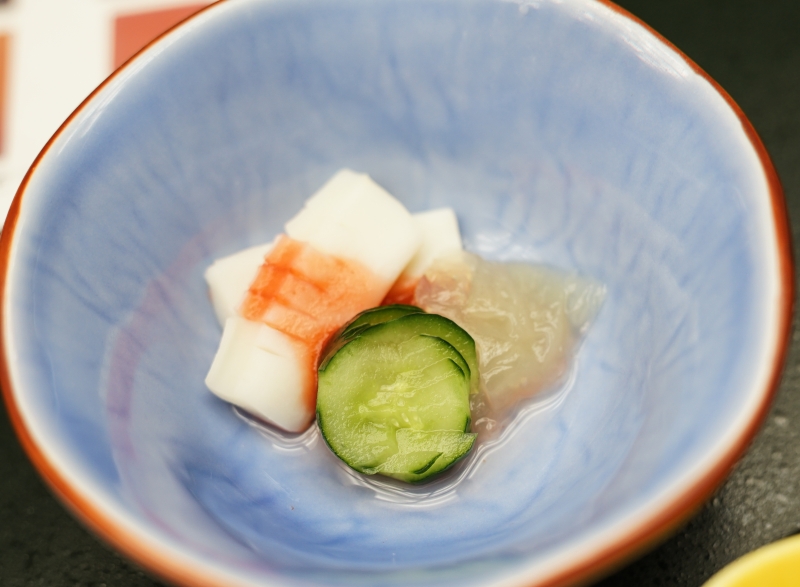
<box><xmin>0</xmin><ymin>0</ymin><xmax>792</xmax><ymax>587</ymax></box>
<box><xmin>203</xmin><ymin>167</ymin><xmax>605</xmax><ymax>483</ymax></box>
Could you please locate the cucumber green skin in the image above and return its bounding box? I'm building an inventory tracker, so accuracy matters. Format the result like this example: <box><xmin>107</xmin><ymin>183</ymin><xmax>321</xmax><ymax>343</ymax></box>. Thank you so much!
<box><xmin>339</xmin><ymin>304</ymin><xmax>423</xmax><ymax>339</ymax></box>
<box><xmin>385</xmin><ymin>429</ymin><xmax>476</xmax><ymax>483</ymax></box>
<box><xmin>382</xmin><ymin>313</ymin><xmax>479</xmax><ymax>394</ymax></box>
<box><xmin>318</xmin><ymin>305</ymin><xmax>423</xmax><ymax>370</ymax></box>
<box><xmin>319</xmin><ymin>307</ymin><xmax>479</xmax><ymax>394</ymax></box>
<box><xmin>317</xmin><ymin>313</ymin><xmax>476</xmax><ymax>483</ymax></box>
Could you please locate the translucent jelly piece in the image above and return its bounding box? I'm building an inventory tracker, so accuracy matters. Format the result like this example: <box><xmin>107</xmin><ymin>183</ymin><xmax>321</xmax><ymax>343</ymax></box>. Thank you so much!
<box><xmin>415</xmin><ymin>252</ymin><xmax>605</xmax><ymax>415</ymax></box>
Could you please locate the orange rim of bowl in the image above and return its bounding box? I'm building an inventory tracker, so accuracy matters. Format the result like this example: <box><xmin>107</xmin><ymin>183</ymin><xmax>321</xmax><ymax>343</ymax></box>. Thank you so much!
<box><xmin>0</xmin><ymin>1</ymin><xmax>794</xmax><ymax>587</ymax></box>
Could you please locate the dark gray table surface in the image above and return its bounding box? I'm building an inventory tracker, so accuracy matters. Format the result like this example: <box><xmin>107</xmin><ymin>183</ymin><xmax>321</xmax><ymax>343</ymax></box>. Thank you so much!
<box><xmin>2</xmin><ymin>0</ymin><xmax>799</xmax><ymax>585</ymax></box>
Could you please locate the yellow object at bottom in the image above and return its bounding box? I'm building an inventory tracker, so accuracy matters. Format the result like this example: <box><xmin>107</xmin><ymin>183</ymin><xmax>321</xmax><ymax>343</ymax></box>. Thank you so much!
<box><xmin>703</xmin><ymin>535</ymin><xmax>800</xmax><ymax>587</ymax></box>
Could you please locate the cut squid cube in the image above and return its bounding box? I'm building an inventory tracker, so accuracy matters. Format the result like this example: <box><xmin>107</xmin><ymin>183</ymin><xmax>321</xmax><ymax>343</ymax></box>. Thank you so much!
<box><xmin>384</xmin><ymin>208</ymin><xmax>463</xmax><ymax>304</ymax></box>
<box><xmin>206</xmin><ymin>169</ymin><xmax>423</xmax><ymax>433</ymax></box>
<box><xmin>205</xmin><ymin>317</ymin><xmax>312</xmax><ymax>433</ymax></box>
<box><xmin>285</xmin><ymin>169</ymin><xmax>420</xmax><ymax>283</ymax></box>
<box><xmin>240</xmin><ymin>235</ymin><xmax>389</xmax><ymax>347</ymax></box>
<box><xmin>404</xmin><ymin>208</ymin><xmax>463</xmax><ymax>280</ymax></box>
<box><xmin>204</xmin><ymin>240</ymin><xmax>275</xmax><ymax>326</ymax></box>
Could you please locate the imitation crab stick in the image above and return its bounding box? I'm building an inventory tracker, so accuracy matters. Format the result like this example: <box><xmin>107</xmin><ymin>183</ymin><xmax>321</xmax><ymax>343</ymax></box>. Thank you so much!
<box><xmin>205</xmin><ymin>240</ymin><xmax>275</xmax><ymax>325</ymax></box>
<box><xmin>383</xmin><ymin>208</ymin><xmax>463</xmax><ymax>305</ymax></box>
<box><xmin>205</xmin><ymin>169</ymin><xmax>420</xmax><ymax>432</ymax></box>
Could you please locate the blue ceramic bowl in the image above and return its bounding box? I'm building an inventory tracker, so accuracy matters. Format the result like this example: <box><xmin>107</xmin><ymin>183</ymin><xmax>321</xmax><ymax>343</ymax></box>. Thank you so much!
<box><xmin>1</xmin><ymin>0</ymin><xmax>792</xmax><ymax>586</ymax></box>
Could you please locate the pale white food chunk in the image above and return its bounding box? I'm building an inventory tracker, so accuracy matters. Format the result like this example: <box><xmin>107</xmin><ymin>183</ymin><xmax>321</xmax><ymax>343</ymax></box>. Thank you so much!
<box><xmin>205</xmin><ymin>317</ymin><xmax>312</xmax><ymax>433</ymax></box>
<box><xmin>206</xmin><ymin>169</ymin><xmax>422</xmax><ymax>434</ymax></box>
<box><xmin>285</xmin><ymin>169</ymin><xmax>421</xmax><ymax>283</ymax></box>
<box><xmin>397</xmin><ymin>208</ymin><xmax>462</xmax><ymax>285</ymax></box>
<box><xmin>204</xmin><ymin>240</ymin><xmax>275</xmax><ymax>326</ymax></box>
<box><xmin>384</xmin><ymin>208</ymin><xmax>463</xmax><ymax>303</ymax></box>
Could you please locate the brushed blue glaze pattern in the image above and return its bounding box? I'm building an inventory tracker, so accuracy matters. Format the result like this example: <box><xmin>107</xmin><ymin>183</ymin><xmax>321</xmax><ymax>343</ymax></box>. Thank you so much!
<box><xmin>5</xmin><ymin>0</ymin><xmax>780</xmax><ymax>586</ymax></box>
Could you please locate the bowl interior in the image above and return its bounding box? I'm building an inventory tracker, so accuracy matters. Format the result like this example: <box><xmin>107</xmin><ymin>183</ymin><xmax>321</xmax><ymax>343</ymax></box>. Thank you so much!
<box><xmin>3</xmin><ymin>0</ymin><xmax>785</xmax><ymax>586</ymax></box>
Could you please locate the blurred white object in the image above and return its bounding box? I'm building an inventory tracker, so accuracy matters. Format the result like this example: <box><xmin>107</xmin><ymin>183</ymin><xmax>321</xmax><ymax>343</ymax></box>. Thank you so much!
<box><xmin>0</xmin><ymin>0</ymin><xmax>206</xmax><ymax>220</ymax></box>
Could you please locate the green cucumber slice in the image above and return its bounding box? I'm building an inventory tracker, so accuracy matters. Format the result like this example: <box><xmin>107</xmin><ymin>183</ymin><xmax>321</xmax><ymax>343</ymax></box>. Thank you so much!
<box><xmin>389</xmin><ymin>429</ymin><xmax>475</xmax><ymax>482</ymax></box>
<box><xmin>317</xmin><ymin>319</ymin><xmax>475</xmax><ymax>483</ymax></box>
<box><xmin>320</xmin><ymin>308</ymin><xmax>479</xmax><ymax>395</ymax></box>
<box><xmin>373</xmin><ymin>451</ymin><xmax>442</xmax><ymax>476</ymax></box>
<box><xmin>339</xmin><ymin>304</ymin><xmax>423</xmax><ymax>339</ymax></box>
<box><xmin>384</xmin><ymin>313</ymin><xmax>479</xmax><ymax>394</ymax></box>
<box><xmin>319</xmin><ymin>305</ymin><xmax>424</xmax><ymax>369</ymax></box>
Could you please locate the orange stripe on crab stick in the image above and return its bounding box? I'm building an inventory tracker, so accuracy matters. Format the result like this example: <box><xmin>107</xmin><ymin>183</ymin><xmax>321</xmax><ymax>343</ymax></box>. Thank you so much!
<box><xmin>239</xmin><ymin>235</ymin><xmax>392</xmax><ymax>418</ymax></box>
<box><xmin>262</xmin><ymin>304</ymin><xmax>320</xmax><ymax>343</ymax></box>
<box><xmin>247</xmin><ymin>264</ymin><xmax>286</xmax><ymax>293</ymax></box>
<box><xmin>241</xmin><ymin>234</ymin><xmax>389</xmax><ymax>359</ymax></box>
<box><xmin>291</xmin><ymin>245</ymin><xmax>355</xmax><ymax>287</ymax></box>
<box><xmin>272</xmin><ymin>274</ymin><xmax>326</xmax><ymax>314</ymax></box>
<box><xmin>382</xmin><ymin>279</ymin><xmax>418</xmax><ymax>306</ymax></box>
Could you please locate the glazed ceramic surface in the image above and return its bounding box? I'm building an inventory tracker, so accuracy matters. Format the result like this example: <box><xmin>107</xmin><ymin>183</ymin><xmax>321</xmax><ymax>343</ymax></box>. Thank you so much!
<box><xmin>1</xmin><ymin>0</ymin><xmax>790</xmax><ymax>586</ymax></box>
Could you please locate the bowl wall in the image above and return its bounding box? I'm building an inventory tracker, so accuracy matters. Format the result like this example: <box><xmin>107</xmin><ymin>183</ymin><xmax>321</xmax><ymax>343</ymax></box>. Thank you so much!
<box><xmin>2</xmin><ymin>0</ymin><xmax>789</xmax><ymax>586</ymax></box>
